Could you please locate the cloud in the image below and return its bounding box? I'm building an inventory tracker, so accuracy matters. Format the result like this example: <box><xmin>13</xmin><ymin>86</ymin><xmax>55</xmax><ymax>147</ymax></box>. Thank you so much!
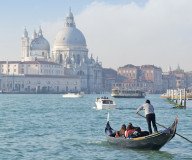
<box><xmin>40</xmin><ymin>0</ymin><xmax>192</xmax><ymax>71</ymax></box>
<box><xmin>74</xmin><ymin>0</ymin><xmax>192</xmax><ymax>71</ymax></box>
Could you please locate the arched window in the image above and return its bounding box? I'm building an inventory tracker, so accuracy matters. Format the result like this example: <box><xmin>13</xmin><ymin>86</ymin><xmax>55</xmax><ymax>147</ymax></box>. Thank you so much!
<box><xmin>77</xmin><ymin>70</ymin><xmax>84</xmax><ymax>76</ymax></box>
<box><xmin>77</xmin><ymin>54</ymin><xmax>80</xmax><ymax>64</ymax></box>
<box><xmin>59</xmin><ymin>54</ymin><xmax>63</xmax><ymax>64</ymax></box>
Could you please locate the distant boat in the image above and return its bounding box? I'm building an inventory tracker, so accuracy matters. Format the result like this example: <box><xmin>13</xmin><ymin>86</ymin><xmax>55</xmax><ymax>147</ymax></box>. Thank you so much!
<box><xmin>62</xmin><ymin>92</ymin><xmax>84</xmax><ymax>98</ymax></box>
<box><xmin>111</xmin><ymin>88</ymin><xmax>145</xmax><ymax>98</ymax></box>
<box><xmin>95</xmin><ymin>97</ymin><xmax>116</xmax><ymax>110</ymax></box>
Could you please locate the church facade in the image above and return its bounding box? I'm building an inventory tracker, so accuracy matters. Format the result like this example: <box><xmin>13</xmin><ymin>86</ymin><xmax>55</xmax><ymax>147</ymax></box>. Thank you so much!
<box><xmin>0</xmin><ymin>9</ymin><xmax>103</xmax><ymax>93</ymax></box>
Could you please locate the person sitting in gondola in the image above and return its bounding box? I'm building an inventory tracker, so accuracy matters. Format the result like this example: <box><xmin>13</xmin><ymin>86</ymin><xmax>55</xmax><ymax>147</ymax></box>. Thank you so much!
<box><xmin>119</xmin><ymin>124</ymin><xmax>126</xmax><ymax>137</ymax></box>
<box><xmin>115</xmin><ymin>131</ymin><xmax>120</xmax><ymax>138</ymax></box>
<box><xmin>125</xmin><ymin>123</ymin><xmax>136</xmax><ymax>138</ymax></box>
<box><xmin>125</xmin><ymin>123</ymin><xmax>141</xmax><ymax>138</ymax></box>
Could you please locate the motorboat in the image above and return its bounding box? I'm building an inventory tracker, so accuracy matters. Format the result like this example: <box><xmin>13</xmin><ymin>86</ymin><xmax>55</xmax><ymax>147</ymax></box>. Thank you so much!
<box><xmin>95</xmin><ymin>97</ymin><xmax>116</xmax><ymax>110</ymax></box>
<box><xmin>62</xmin><ymin>92</ymin><xmax>84</xmax><ymax>98</ymax></box>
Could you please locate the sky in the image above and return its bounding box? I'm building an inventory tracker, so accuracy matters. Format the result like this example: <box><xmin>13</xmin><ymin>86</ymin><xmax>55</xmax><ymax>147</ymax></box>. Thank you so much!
<box><xmin>0</xmin><ymin>0</ymin><xmax>192</xmax><ymax>72</ymax></box>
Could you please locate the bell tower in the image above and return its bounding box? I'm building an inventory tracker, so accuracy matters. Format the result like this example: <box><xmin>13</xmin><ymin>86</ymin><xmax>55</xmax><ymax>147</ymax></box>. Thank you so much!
<box><xmin>21</xmin><ymin>27</ymin><xmax>29</xmax><ymax>61</ymax></box>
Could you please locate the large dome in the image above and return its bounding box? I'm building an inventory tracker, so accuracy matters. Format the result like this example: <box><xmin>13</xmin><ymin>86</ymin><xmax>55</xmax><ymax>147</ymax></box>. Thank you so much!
<box><xmin>30</xmin><ymin>35</ymin><xmax>50</xmax><ymax>51</ymax></box>
<box><xmin>53</xmin><ymin>9</ymin><xmax>87</xmax><ymax>49</ymax></box>
<box><xmin>54</xmin><ymin>27</ymin><xmax>86</xmax><ymax>47</ymax></box>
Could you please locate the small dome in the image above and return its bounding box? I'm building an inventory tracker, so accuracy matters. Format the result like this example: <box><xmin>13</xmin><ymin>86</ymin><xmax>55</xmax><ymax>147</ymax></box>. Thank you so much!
<box><xmin>30</xmin><ymin>35</ymin><xmax>50</xmax><ymax>51</ymax></box>
<box><xmin>53</xmin><ymin>27</ymin><xmax>86</xmax><ymax>47</ymax></box>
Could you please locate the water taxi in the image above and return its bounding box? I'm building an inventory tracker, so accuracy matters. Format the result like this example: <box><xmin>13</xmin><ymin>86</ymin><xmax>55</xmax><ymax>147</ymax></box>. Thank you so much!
<box><xmin>95</xmin><ymin>97</ymin><xmax>116</xmax><ymax>110</ymax></box>
<box><xmin>62</xmin><ymin>92</ymin><xmax>84</xmax><ymax>98</ymax></box>
<box><xmin>111</xmin><ymin>88</ymin><xmax>145</xmax><ymax>98</ymax></box>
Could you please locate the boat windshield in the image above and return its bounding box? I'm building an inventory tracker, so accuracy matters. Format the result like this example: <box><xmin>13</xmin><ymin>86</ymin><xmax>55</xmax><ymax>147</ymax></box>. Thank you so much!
<box><xmin>102</xmin><ymin>100</ymin><xmax>114</xmax><ymax>104</ymax></box>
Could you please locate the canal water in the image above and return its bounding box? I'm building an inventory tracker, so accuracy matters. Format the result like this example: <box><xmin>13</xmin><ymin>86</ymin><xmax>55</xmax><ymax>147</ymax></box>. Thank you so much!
<box><xmin>0</xmin><ymin>94</ymin><xmax>191</xmax><ymax>159</ymax></box>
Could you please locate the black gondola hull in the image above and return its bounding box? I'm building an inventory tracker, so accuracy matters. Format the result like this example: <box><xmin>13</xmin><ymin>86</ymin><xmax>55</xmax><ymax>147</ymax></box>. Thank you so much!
<box><xmin>105</xmin><ymin>117</ymin><xmax>178</xmax><ymax>150</ymax></box>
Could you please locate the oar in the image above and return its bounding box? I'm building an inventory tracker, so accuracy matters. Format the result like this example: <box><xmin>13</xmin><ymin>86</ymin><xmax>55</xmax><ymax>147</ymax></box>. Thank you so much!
<box><xmin>136</xmin><ymin>112</ymin><xmax>192</xmax><ymax>143</ymax></box>
<box><xmin>107</xmin><ymin>112</ymin><xmax>109</xmax><ymax>122</ymax></box>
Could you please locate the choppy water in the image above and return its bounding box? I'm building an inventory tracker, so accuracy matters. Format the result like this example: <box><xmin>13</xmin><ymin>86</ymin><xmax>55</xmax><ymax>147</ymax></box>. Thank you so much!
<box><xmin>0</xmin><ymin>94</ymin><xmax>192</xmax><ymax>160</ymax></box>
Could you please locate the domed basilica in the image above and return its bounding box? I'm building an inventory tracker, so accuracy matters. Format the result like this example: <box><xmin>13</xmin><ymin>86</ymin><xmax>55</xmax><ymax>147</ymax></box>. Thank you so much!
<box><xmin>0</xmin><ymin>9</ymin><xmax>103</xmax><ymax>93</ymax></box>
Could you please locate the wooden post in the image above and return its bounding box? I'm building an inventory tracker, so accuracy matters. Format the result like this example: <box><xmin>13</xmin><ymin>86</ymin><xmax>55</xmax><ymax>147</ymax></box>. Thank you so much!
<box><xmin>179</xmin><ymin>89</ymin><xmax>182</xmax><ymax>106</ymax></box>
<box><xmin>171</xmin><ymin>89</ymin><xmax>174</xmax><ymax>101</ymax></box>
<box><xmin>175</xmin><ymin>91</ymin><xmax>178</xmax><ymax>104</ymax></box>
<box><xmin>184</xmin><ymin>88</ymin><xmax>186</xmax><ymax>107</ymax></box>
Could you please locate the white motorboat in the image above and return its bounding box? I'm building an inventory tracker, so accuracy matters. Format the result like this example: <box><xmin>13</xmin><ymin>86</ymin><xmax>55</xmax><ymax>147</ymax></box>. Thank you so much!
<box><xmin>62</xmin><ymin>92</ymin><xmax>84</xmax><ymax>98</ymax></box>
<box><xmin>95</xmin><ymin>97</ymin><xmax>116</xmax><ymax>110</ymax></box>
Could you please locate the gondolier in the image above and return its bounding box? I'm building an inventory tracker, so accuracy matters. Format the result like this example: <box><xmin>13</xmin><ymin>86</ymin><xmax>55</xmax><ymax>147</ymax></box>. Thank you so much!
<box><xmin>137</xmin><ymin>99</ymin><xmax>158</xmax><ymax>134</ymax></box>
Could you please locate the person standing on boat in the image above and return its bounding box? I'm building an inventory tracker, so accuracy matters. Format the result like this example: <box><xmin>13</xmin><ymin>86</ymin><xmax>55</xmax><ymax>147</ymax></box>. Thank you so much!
<box><xmin>136</xmin><ymin>99</ymin><xmax>158</xmax><ymax>134</ymax></box>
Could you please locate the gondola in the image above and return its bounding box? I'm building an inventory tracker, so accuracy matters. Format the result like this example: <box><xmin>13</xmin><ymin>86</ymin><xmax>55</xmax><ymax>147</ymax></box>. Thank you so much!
<box><xmin>105</xmin><ymin>116</ymin><xmax>178</xmax><ymax>150</ymax></box>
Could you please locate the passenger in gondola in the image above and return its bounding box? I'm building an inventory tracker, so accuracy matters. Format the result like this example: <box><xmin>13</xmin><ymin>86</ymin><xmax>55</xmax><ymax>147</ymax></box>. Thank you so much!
<box><xmin>125</xmin><ymin>123</ymin><xmax>135</xmax><ymax>138</ymax></box>
<box><xmin>119</xmin><ymin>124</ymin><xmax>126</xmax><ymax>137</ymax></box>
<box><xmin>115</xmin><ymin>131</ymin><xmax>120</xmax><ymax>138</ymax></box>
<box><xmin>125</xmin><ymin>123</ymin><xmax>141</xmax><ymax>138</ymax></box>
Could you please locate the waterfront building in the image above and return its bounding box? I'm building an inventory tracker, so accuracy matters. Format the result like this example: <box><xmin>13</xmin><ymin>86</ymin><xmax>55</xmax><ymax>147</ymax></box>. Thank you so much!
<box><xmin>162</xmin><ymin>72</ymin><xmax>176</xmax><ymax>92</ymax></box>
<box><xmin>116</xmin><ymin>64</ymin><xmax>162</xmax><ymax>93</ymax></box>
<box><xmin>118</xmin><ymin>64</ymin><xmax>141</xmax><ymax>81</ymax></box>
<box><xmin>141</xmin><ymin>65</ymin><xmax>162</xmax><ymax>93</ymax></box>
<box><xmin>0</xmin><ymin>74</ymin><xmax>80</xmax><ymax>93</ymax></box>
<box><xmin>102</xmin><ymin>68</ymin><xmax>118</xmax><ymax>92</ymax></box>
<box><xmin>162</xmin><ymin>65</ymin><xmax>191</xmax><ymax>92</ymax></box>
<box><xmin>171</xmin><ymin>65</ymin><xmax>187</xmax><ymax>89</ymax></box>
<box><xmin>0</xmin><ymin>9</ymin><xmax>103</xmax><ymax>93</ymax></box>
<box><xmin>186</xmin><ymin>71</ymin><xmax>192</xmax><ymax>89</ymax></box>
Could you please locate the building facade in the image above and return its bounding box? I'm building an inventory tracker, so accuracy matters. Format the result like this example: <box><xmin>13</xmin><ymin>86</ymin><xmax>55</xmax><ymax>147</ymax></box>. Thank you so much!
<box><xmin>102</xmin><ymin>68</ymin><xmax>118</xmax><ymax>92</ymax></box>
<box><xmin>171</xmin><ymin>65</ymin><xmax>187</xmax><ymax>89</ymax></box>
<box><xmin>0</xmin><ymin>9</ymin><xmax>103</xmax><ymax>93</ymax></box>
<box><xmin>116</xmin><ymin>64</ymin><xmax>162</xmax><ymax>93</ymax></box>
<box><xmin>141</xmin><ymin>65</ymin><xmax>162</xmax><ymax>93</ymax></box>
<box><xmin>162</xmin><ymin>72</ymin><xmax>176</xmax><ymax>92</ymax></box>
<box><xmin>162</xmin><ymin>65</ymin><xmax>189</xmax><ymax>92</ymax></box>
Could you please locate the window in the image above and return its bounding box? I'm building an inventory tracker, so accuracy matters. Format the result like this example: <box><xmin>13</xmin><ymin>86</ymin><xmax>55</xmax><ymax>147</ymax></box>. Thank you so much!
<box><xmin>21</xmin><ymin>68</ymin><xmax>24</xmax><ymax>74</ymax></box>
<box><xmin>59</xmin><ymin>54</ymin><xmax>63</xmax><ymax>64</ymax></box>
